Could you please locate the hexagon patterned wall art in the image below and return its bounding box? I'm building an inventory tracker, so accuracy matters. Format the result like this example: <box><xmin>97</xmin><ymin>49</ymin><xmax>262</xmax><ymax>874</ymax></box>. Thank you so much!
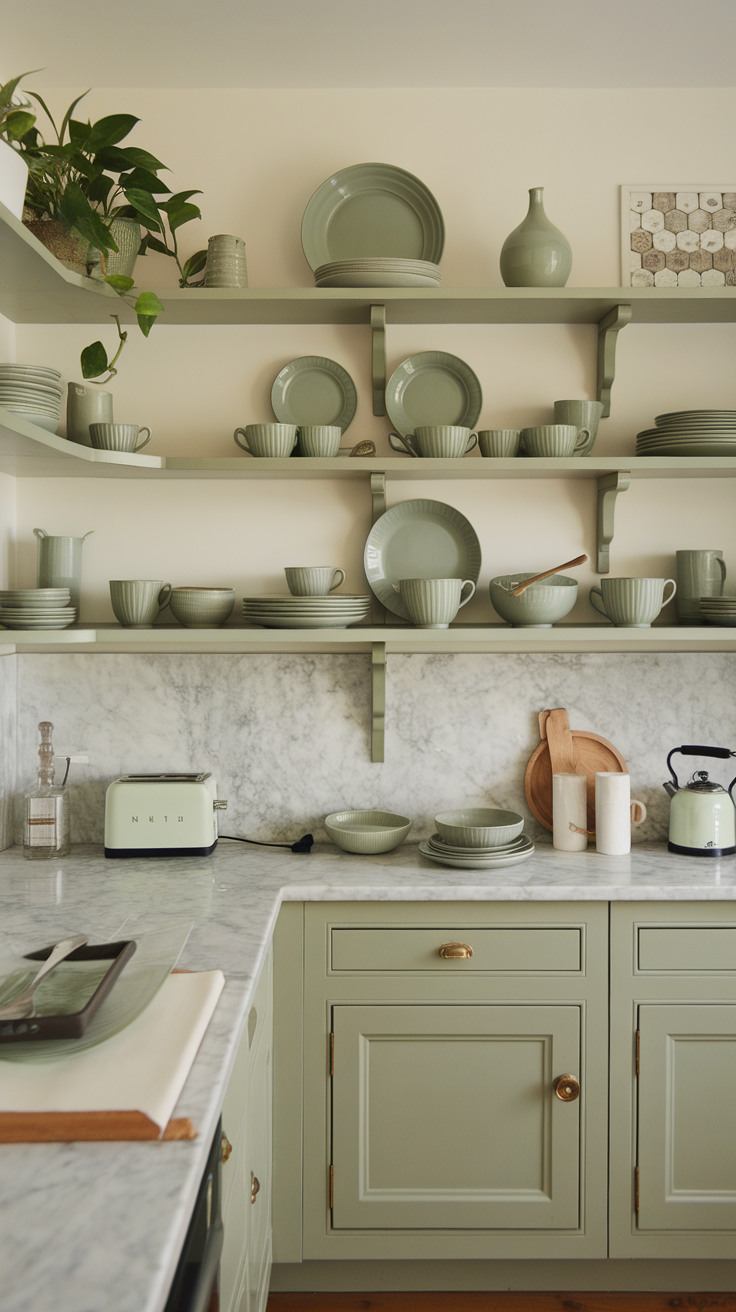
<box><xmin>620</xmin><ymin>185</ymin><xmax>736</xmax><ymax>287</ymax></box>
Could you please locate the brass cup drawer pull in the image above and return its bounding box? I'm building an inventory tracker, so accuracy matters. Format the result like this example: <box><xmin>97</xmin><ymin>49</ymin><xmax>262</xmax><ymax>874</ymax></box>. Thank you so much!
<box><xmin>554</xmin><ymin>1074</ymin><xmax>581</xmax><ymax>1102</ymax></box>
<box><xmin>438</xmin><ymin>941</ymin><xmax>474</xmax><ymax>959</ymax></box>
<box><xmin>221</xmin><ymin>1132</ymin><xmax>233</xmax><ymax>1164</ymax></box>
<box><xmin>251</xmin><ymin>1171</ymin><xmax>260</xmax><ymax>1203</ymax></box>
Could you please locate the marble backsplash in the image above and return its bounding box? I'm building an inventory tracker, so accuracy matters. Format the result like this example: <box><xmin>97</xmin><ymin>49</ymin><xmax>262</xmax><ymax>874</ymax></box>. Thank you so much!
<box><xmin>5</xmin><ymin>650</ymin><xmax>736</xmax><ymax>848</ymax></box>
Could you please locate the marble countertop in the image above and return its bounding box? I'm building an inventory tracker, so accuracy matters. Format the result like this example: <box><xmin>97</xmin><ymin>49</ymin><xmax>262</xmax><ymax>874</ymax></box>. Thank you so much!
<box><xmin>2</xmin><ymin>837</ymin><xmax>736</xmax><ymax>1312</ymax></box>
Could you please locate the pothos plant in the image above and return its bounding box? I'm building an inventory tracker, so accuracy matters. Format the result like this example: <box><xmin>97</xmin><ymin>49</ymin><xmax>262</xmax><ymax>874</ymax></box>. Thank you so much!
<box><xmin>5</xmin><ymin>75</ymin><xmax>208</xmax><ymax>382</ymax></box>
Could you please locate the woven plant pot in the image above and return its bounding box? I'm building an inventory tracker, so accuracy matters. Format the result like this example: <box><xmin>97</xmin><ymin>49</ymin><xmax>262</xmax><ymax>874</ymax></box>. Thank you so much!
<box><xmin>87</xmin><ymin>216</ymin><xmax>141</xmax><ymax>281</ymax></box>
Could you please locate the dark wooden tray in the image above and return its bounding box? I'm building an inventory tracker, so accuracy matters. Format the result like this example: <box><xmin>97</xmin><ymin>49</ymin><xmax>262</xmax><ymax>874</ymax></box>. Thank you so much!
<box><xmin>0</xmin><ymin>939</ymin><xmax>136</xmax><ymax>1043</ymax></box>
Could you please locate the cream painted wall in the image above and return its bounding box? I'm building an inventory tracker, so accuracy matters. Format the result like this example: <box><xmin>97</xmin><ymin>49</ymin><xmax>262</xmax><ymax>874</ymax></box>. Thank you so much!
<box><xmin>11</xmin><ymin>86</ymin><xmax>736</xmax><ymax>622</ymax></box>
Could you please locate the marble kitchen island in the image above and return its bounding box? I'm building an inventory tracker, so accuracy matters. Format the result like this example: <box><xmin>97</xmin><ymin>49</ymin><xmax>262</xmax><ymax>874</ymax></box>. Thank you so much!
<box><xmin>1</xmin><ymin>840</ymin><xmax>735</xmax><ymax>1312</ymax></box>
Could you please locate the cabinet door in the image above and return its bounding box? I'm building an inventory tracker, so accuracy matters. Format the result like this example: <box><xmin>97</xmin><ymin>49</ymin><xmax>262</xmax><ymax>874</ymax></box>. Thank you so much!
<box><xmin>638</xmin><ymin>1004</ymin><xmax>736</xmax><ymax>1231</ymax></box>
<box><xmin>240</xmin><ymin>982</ymin><xmax>273</xmax><ymax>1312</ymax></box>
<box><xmin>332</xmin><ymin>1004</ymin><xmax>581</xmax><ymax>1230</ymax></box>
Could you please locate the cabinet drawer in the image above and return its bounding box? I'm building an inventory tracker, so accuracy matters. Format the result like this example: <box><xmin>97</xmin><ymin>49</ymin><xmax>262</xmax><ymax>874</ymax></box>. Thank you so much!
<box><xmin>330</xmin><ymin>926</ymin><xmax>582</xmax><ymax>972</ymax></box>
<box><xmin>638</xmin><ymin>926</ymin><xmax>736</xmax><ymax>972</ymax></box>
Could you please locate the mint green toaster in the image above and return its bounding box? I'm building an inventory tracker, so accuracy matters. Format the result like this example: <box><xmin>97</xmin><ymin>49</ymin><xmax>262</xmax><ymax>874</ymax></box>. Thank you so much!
<box><xmin>104</xmin><ymin>773</ymin><xmax>227</xmax><ymax>858</ymax></box>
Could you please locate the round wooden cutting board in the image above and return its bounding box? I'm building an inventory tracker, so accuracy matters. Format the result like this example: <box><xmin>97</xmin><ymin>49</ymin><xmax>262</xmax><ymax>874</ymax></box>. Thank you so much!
<box><xmin>524</xmin><ymin>708</ymin><xmax>628</xmax><ymax>832</ymax></box>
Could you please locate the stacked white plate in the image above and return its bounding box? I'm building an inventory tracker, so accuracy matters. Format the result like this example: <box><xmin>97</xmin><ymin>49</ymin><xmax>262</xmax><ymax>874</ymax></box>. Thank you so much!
<box><xmin>0</xmin><ymin>588</ymin><xmax>75</xmax><ymax>629</ymax></box>
<box><xmin>419</xmin><ymin>832</ymin><xmax>535</xmax><ymax>870</ymax></box>
<box><xmin>636</xmin><ymin>410</ymin><xmax>736</xmax><ymax>457</ymax></box>
<box><xmin>314</xmin><ymin>259</ymin><xmax>441</xmax><ymax>289</ymax></box>
<box><xmin>243</xmin><ymin>594</ymin><xmax>372</xmax><ymax>629</ymax></box>
<box><xmin>0</xmin><ymin>365</ymin><xmax>62</xmax><ymax>434</ymax></box>
<box><xmin>699</xmin><ymin>596</ymin><xmax>736</xmax><ymax>627</ymax></box>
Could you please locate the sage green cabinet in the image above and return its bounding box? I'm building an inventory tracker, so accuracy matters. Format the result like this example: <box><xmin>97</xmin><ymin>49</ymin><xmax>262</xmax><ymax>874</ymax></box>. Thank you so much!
<box><xmin>220</xmin><ymin>948</ymin><xmax>273</xmax><ymax>1312</ymax></box>
<box><xmin>291</xmin><ymin>901</ymin><xmax>609</xmax><ymax>1261</ymax></box>
<box><xmin>331</xmin><ymin>1002</ymin><xmax>581</xmax><ymax>1231</ymax></box>
<box><xmin>610</xmin><ymin>903</ymin><xmax>736</xmax><ymax>1260</ymax></box>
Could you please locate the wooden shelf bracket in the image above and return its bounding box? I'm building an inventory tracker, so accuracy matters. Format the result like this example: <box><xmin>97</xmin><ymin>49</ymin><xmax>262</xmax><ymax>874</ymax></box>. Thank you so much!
<box><xmin>371</xmin><ymin>641</ymin><xmax>386</xmax><ymax>763</ymax></box>
<box><xmin>596</xmin><ymin>471</ymin><xmax>631</xmax><ymax>573</ymax></box>
<box><xmin>371</xmin><ymin>304</ymin><xmax>386</xmax><ymax>417</ymax></box>
<box><xmin>597</xmin><ymin>304</ymin><xmax>632</xmax><ymax>417</ymax></box>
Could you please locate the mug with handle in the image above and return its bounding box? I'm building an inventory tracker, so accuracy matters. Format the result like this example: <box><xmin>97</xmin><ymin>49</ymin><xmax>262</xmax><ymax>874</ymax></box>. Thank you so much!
<box><xmin>89</xmin><ymin>423</ymin><xmax>152</xmax><ymax>452</ymax></box>
<box><xmin>389</xmin><ymin>427</ymin><xmax>478</xmax><ymax>458</ymax></box>
<box><xmin>589</xmin><ymin>576</ymin><xmax>677</xmax><ymax>627</ymax></box>
<box><xmin>394</xmin><ymin>577</ymin><xmax>476</xmax><ymax>628</ymax></box>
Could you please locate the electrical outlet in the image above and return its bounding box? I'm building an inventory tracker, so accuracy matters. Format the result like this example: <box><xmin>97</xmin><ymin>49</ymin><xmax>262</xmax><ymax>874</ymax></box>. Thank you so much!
<box><xmin>54</xmin><ymin>752</ymin><xmax>89</xmax><ymax>764</ymax></box>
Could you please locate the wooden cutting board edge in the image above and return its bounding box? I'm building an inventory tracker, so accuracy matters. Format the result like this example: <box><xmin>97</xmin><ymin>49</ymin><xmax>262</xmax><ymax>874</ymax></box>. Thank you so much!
<box><xmin>525</xmin><ymin>729</ymin><xmax>628</xmax><ymax>832</ymax></box>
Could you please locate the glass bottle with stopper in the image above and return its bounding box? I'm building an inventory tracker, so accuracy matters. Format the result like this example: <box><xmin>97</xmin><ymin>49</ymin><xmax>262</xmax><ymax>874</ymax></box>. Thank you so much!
<box><xmin>23</xmin><ymin>721</ymin><xmax>70</xmax><ymax>859</ymax></box>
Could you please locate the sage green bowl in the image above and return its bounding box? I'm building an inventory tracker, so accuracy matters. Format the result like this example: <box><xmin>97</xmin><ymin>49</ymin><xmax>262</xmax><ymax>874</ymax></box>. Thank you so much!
<box><xmin>435</xmin><ymin>808</ymin><xmax>524</xmax><ymax>847</ymax></box>
<box><xmin>169</xmin><ymin>587</ymin><xmax>236</xmax><ymax>628</ymax></box>
<box><xmin>489</xmin><ymin>573</ymin><xmax>578</xmax><ymax>627</ymax></box>
<box><xmin>325</xmin><ymin>809</ymin><xmax>411</xmax><ymax>854</ymax></box>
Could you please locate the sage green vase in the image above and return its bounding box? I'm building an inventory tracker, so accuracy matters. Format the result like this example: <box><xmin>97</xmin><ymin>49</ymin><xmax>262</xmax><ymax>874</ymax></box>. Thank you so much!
<box><xmin>499</xmin><ymin>187</ymin><xmax>572</xmax><ymax>288</ymax></box>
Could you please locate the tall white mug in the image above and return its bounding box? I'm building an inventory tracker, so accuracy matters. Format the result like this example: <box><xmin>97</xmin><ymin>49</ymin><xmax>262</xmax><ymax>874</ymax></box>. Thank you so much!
<box><xmin>595</xmin><ymin>772</ymin><xmax>647</xmax><ymax>855</ymax></box>
<box><xmin>553</xmin><ymin>773</ymin><xmax>588</xmax><ymax>852</ymax></box>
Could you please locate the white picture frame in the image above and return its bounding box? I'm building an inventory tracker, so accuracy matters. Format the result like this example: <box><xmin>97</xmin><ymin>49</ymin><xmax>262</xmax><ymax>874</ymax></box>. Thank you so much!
<box><xmin>620</xmin><ymin>184</ymin><xmax>736</xmax><ymax>287</ymax></box>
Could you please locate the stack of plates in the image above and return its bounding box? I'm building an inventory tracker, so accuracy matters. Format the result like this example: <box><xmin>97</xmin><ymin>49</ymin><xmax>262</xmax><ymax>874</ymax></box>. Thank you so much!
<box><xmin>242</xmin><ymin>594</ymin><xmax>372</xmax><ymax>629</ymax></box>
<box><xmin>700</xmin><ymin>596</ymin><xmax>736</xmax><ymax>627</ymax></box>
<box><xmin>0</xmin><ymin>588</ymin><xmax>75</xmax><ymax>629</ymax></box>
<box><xmin>419</xmin><ymin>833</ymin><xmax>535</xmax><ymax>870</ymax></box>
<box><xmin>0</xmin><ymin>365</ymin><xmax>62</xmax><ymax>434</ymax></box>
<box><xmin>314</xmin><ymin>259</ymin><xmax>441</xmax><ymax>289</ymax></box>
<box><xmin>636</xmin><ymin>410</ymin><xmax>736</xmax><ymax>457</ymax></box>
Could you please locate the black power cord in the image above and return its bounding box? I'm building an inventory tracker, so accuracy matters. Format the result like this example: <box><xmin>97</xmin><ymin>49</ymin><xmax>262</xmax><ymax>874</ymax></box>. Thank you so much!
<box><xmin>220</xmin><ymin>833</ymin><xmax>314</xmax><ymax>854</ymax></box>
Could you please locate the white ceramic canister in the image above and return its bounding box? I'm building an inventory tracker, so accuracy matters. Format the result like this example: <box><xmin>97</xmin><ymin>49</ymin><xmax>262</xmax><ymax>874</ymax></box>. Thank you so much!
<box><xmin>595</xmin><ymin>772</ymin><xmax>647</xmax><ymax>855</ymax></box>
<box><xmin>552</xmin><ymin>772</ymin><xmax>588</xmax><ymax>852</ymax></box>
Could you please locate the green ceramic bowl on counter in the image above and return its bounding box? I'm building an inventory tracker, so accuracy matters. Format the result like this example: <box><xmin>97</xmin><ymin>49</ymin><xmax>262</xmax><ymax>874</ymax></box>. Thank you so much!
<box><xmin>325</xmin><ymin>810</ymin><xmax>412</xmax><ymax>854</ymax></box>
<box><xmin>435</xmin><ymin>808</ymin><xmax>524</xmax><ymax>847</ymax></box>
<box><xmin>489</xmin><ymin>573</ymin><xmax>578</xmax><ymax>627</ymax></box>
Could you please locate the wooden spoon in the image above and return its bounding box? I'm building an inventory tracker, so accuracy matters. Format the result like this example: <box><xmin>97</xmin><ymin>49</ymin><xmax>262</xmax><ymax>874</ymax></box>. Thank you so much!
<box><xmin>511</xmin><ymin>553</ymin><xmax>588</xmax><ymax>596</ymax></box>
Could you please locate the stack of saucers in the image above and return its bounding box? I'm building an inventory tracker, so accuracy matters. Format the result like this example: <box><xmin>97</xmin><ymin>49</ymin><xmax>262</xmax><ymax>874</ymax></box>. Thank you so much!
<box><xmin>0</xmin><ymin>365</ymin><xmax>62</xmax><ymax>433</ymax></box>
<box><xmin>0</xmin><ymin>588</ymin><xmax>75</xmax><ymax>629</ymax></box>
<box><xmin>314</xmin><ymin>259</ymin><xmax>441</xmax><ymax>289</ymax></box>
<box><xmin>636</xmin><ymin>410</ymin><xmax>736</xmax><ymax>457</ymax></box>
<box><xmin>243</xmin><ymin>593</ymin><xmax>372</xmax><ymax>629</ymax></box>
<box><xmin>418</xmin><ymin>807</ymin><xmax>534</xmax><ymax>870</ymax></box>
<box><xmin>700</xmin><ymin>595</ymin><xmax>736</xmax><ymax>627</ymax></box>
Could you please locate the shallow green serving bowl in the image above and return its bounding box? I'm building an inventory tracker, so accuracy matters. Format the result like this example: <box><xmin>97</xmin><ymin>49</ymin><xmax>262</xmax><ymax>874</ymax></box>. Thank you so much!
<box><xmin>489</xmin><ymin>574</ymin><xmax>577</xmax><ymax>627</ymax></box>
<box><xmin>325</xmin><ymin>809</ymin><xmax>412</xmax><ymax>854</ymax></box>
<box><xmin>434</xmin><ymin>808</ymin><xmax>524</xmax><ymax>847</ymax></box>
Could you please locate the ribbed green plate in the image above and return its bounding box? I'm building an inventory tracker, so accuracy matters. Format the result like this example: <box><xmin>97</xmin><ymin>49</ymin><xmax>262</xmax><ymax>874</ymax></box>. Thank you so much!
<box><xmin>271</xmin><ymin>356</ymin><xmax>357</xmax><ymax>432</ymax></box>
<box><xmin>301</xmin><ymin>162</ymin><xmax>445</xmax><ymax>270</ymax></box>
<box><xmin>385</xmin><ymin>351</ymin><xmax>482</xmax><ymax>438</ymax></box>
<box><xmin>364</xmin><ymin>498</ymin><xmax>481</xmax><ymax>620</ymax></box>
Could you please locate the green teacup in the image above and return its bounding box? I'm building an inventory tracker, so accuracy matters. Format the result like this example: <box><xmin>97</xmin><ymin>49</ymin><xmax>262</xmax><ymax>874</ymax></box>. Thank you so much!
<box><xmin>234</xmin><ymin>423</ymin><xmax>297</xmax><ymax>457</ymax></box>
<box><xmin>389</xmin><ymin>426</ymin><xmax>477</xmax><ymax>458</ymax></box>
<box><xmin>478</xmin><ymin>429</ymin><xmax>521</xmax><ymax>457</ymax></box>
<box><xmin>522</xmin><ymin>424</ymin><xmax>588</xmax><ymax>457</ymax></box>
<box><xmin>297</xmin><ymin>425</ymin><xmax>342</xmax><ymax>457</ymax></box>
<box><xmin>553</xmin><ymin>400</ymin><xmax>602</xmax><ymax>456</ymax></box>
<box><xmin>395</xmin><ymin>577</ymin><xmax>476</xmax><ymax>628</ymax></box>
<box><xmin>589</xmin><ymin>577</ymin><xmax>677</xmax><ymax>627</ymax></box>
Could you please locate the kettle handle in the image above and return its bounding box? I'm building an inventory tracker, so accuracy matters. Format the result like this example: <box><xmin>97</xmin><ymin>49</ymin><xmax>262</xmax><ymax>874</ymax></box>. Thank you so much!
<box><xmin>667</xmin><ymin>745</ymin><xmax>736</xmax><ymax>789</ymax></box>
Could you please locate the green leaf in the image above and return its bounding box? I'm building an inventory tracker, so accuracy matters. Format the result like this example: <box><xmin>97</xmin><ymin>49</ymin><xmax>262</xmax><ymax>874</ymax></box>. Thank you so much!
<box><xmin>104</xmin><ymin>274</ymin><xmax>135</xmax><ymax>294</ymax></box>
<box><xmin>138</xmin><ymin>233</ymin><xmax>170</xmax><ymax>257</ymax></box>
<box><xmin>87</xmin><ymin>173</ymin><xmax>114</xmax><ymax>206</ymax></box>
<box><xmin>121</xmin><ymin>166</ymin><xmax>170</xmax><ymax>195</ymax></box>
<box><xmin>58</xmin><ymin>183</ymin><xmax>118</xmax><ymax>253</ymax></box>
<box><xmin>87</xmin><ymin>114</ymin><xmax>139</xmax><ymax>150</ymax></box>
<box><xmin>136</xmin><ymin>314</ymin><xmax>157</xmax><ymax>338</ymax></box>
<box><xmin>81</xmin><ymin>341</ymin><xmax>109</xmax><ymax>379</ymax></box>
<box><xmin>26</xmin><ymin>90</ymin><xmax>59</xmax><ymax>137</ymax></box>
<box><xmin>0</xmin><ymin>70</ymin><xmax>43</xmax><ymax>111</ymax></box>
<box><xmin>181</xmin><ymin>249</ymin><xmax>207</xmax><ymax>282</ymax></box>
<box><xmin>3</xmin><ymin>110</ymin><xmax>35</xmax><ymax>140</ymax></box>
<box><xmin>68</xmin><ymin>115</ymin><xmax>93</xmax><ymax>144</ymax></box>
<box><xmin>167</xmin><ymin>202</ymin><xmax>201</xmax><ymax>234</ymax></box>
<box><xmin>95</xmin><ymin>145</ymin><xmax>166</xmax><ymax>174</ymax></box>
<box><xmin>123</xmin><ymin>186</ymin><xmax>161</xmax><ymax>227</ymax></box>
<box><xmin>134</xmin><ymin>291</ymin><xmax>164</xmax><ymax>316</ymax></box>
<box><xmin>59</xmin><ymin>92</ymin><xmax>90</xmax><ymax>144</ymax></box>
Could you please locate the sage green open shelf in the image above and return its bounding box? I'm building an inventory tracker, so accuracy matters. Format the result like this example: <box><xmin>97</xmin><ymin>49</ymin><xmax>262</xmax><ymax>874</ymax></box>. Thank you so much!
<box><xmin>2</xmin><ymin>200</ymin><xmax>736</xmax><ymax>327</ymax></box>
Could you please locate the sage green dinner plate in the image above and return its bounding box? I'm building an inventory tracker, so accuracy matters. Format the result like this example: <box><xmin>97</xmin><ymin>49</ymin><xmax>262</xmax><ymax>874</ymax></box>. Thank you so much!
<box><xmin>385</xmin><ymin>351</ymin><xmax>482</xmax><ymax>438</ymax></box>
<box><xmin>301</xmin><ymin>162</ymin><xmax>445</xmax><ymax>270</ymax></box>
<box><xmin>271</xmin><ymin>356</ymin><xmax>357</xmax><ymax>432</ymax></box>
<box><xmin>418</xmin><ymin>840</ymin><xmax>535</xmax><ymax>870</ymax></box>
<box><xmin>364</xmin><ymin>498</ymin><xmax>482</xmax><ymax>620</ymax></box>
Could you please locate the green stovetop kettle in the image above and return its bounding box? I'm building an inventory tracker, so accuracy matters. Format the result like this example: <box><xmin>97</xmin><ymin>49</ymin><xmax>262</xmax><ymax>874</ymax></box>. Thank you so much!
<box><xmin>664</xmin><ymin>744</ymin><xmax>736</xmax><ymax>857</ymax></box>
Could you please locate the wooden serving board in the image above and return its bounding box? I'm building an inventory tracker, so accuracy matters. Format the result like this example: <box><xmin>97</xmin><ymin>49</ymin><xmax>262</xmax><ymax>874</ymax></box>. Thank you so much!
<box><xmin>524</xmin><ymin>708</ymin><xmax>628</xmax><ymax>832</ymax></box>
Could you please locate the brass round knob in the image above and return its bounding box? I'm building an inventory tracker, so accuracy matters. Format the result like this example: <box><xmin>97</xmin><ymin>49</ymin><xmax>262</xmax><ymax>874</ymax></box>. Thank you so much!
<box><xmin>439</xmin><ymin>941</ymin><xmax>474</xmax><ymax>959</ymax></box>
<box><xmin>221</xmin><ymin>1132</ymin><xmax>233</xmax><ymax>1164</ymax></box>
<box><xmin>554</xmin><ymin>1074</ymin><xmax>580</xmax><ymax>1102</ymax></box>
<box><xmin>251</xmin><ymin>1172</ymin><xmax>260</xmax><ymax>1204</ymax></box>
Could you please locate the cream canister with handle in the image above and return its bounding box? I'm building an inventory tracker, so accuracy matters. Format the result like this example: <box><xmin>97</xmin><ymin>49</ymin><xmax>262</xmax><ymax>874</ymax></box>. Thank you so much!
<box><xmin>34</xmin><ymin>528</ymin><xmax>93</xmax><ymax>616</ymax></box>
<box><xmin>595</xmin><ymin>772</ymin><xmax>646</xmax><ymax>855</ymax></box>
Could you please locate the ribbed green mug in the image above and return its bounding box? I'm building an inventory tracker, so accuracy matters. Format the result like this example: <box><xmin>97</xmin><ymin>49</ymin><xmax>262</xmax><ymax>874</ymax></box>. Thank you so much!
<box><xmin>589</xmin><ymin>576</ymin><xmax>677</xmax><ymax>627</ymax></box>
<box><xmin>396</xmin><ymin>577</ymin><xmax>476</xmax><ymax>628</ymax></box>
